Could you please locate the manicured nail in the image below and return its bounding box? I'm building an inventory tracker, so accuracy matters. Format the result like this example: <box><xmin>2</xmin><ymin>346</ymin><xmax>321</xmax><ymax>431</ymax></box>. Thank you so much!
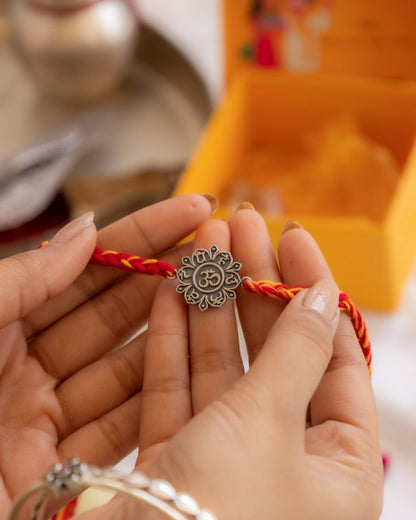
<box><xmin>303</xmin><ymin>278</ymin><xmax>339</xmax><ymax>322</ymax></box>
<box><xmin>51</xmin><ymin>211</ymin><xmax>94</xmax><ymax>244</ymax></box>
<box><xmin>233</xmin><ymin>201</ymin><xmax>255</xmax><ymax>213</ymax></box>
<box><xmin>281</xmin><ymin>220</ymin><xmax>302</xmax><ymax>235</ymax></box>
<box><xmin>202</xmin><ymin>193</ymin><xmax>219</xmax><ymax>214</ymax></box>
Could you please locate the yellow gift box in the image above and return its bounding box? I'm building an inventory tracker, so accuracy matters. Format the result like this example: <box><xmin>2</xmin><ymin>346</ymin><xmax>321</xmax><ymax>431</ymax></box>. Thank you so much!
<box><xmin>174</xmin><ymin>0</ymin><xmax>416</xmax><ymax>310</ymax></box>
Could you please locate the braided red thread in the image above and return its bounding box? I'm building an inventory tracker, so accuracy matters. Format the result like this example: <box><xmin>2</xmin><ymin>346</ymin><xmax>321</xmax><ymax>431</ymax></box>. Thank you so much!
<box><xmin>90</xmin><ymin>247</ymin><xmax>176</xmax><ymax>278</ymax></box>
<box><xmin>241</xmin><ymin>279</ymin><xmax>304</xmax><ymax>302</ymax></box>
<box><xmin>38</xmin><ymin>242</ymin><xmax>177</xmax><ymax>278</ymax></box>
<box><xmin>241</xmin><ymin>279</ymin><xmax>372</xmax><ymax>373</ymax></box>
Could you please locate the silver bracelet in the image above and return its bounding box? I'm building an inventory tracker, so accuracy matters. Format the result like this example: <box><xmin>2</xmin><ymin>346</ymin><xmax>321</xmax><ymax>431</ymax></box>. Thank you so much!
<box><xmin>9</xmin><ymin>458</ymin><xmax>218</xmax><ymax>520</ymax></box>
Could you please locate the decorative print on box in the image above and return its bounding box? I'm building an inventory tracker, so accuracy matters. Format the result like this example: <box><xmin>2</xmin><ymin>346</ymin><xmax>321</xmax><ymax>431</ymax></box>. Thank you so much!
<box><xmin>225</xmin><ymin>0</ymin><xmax>416</xmax><ymax>79</ymax></box>
<box><xmin>176</xmin><ymin>246</ymin><xmax>242</xmax><ymax>310</ymax></box>
<box><xmin>240</xmin><ymin>0</ymin><xmax>333</xmax><ymax>71</ymax></box>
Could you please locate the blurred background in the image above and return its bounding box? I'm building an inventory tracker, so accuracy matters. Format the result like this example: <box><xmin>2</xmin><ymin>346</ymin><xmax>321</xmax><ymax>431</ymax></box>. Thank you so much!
<box><xmin>0</xmin><ymin>0</ymin><xmax>218</xmax><ymax>255</ymax></box>
<box><xmin>1</xmin><ymin>0</ymin><xmax>415</xmax><ymax>518</ymax></box>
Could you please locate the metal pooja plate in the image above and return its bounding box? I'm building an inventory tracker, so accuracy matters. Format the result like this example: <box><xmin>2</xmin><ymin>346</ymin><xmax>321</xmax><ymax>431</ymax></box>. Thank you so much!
<box><xmin>176</xmin><ymin>245</ymin><xmax>242</xmax><ymax>310</ymax></box>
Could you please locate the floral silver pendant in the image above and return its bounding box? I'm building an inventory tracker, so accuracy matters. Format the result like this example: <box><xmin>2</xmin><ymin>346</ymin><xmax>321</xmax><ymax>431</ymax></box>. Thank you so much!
<box><xmin>176</xmin><ymin>245</ymin><xmax>242</xmax><ymax>310</ymax></box>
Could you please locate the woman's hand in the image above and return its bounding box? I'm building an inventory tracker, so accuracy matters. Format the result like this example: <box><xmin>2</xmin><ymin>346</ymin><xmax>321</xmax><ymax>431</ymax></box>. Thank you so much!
<box><xmin>96</xmin><ymin>208</ymin><xmax>383</xmax><ymax>520</ymax></box>
<box><xmin>0</xmin><ymin>194</ymin><xmax>214</xmax><ymax>516</ymax></box>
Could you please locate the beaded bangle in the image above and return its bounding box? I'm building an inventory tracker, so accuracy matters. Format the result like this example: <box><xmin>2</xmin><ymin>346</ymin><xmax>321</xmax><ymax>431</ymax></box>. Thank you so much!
<box><xmin>9</xmin><ymin>458</ymin><xmax>217</xmax><ymax>520</ymax></box>
<box><xmin>69</xmin><ymin>243</ymin><xmax>371</xmax><ymax>372</ymax></box>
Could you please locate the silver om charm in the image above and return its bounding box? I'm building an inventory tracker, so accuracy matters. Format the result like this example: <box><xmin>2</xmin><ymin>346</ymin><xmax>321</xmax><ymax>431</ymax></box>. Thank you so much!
<box><xmin>176</xmin><ymin>245</ymin><xmax>242</xmax><ymax>310</ymax></box>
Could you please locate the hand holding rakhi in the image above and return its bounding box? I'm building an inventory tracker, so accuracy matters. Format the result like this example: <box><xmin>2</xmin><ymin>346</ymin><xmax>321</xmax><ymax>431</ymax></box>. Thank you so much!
<box><xmin>86</xmin><ymin>208</ymin><xmax>383</xmax><ymax>520</ymax></box>
<box><xmin>0</xmin><ymin>194</ymin><xmax>214</xmax><ymax>517</ymax></box>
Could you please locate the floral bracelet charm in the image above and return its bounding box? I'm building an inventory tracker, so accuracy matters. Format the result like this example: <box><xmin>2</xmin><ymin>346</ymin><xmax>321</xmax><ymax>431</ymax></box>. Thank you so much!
<box><xmin>176</xmin><ymin>245</ymin><xmax>242</xmax><ymax>310</ymax></box>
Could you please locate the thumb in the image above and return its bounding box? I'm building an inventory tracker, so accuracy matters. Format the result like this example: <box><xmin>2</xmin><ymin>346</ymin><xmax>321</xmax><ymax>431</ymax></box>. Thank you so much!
<box><xmin>246</xmin><ymin>277</ymin><xmax>340</xmax><ymax>428</ymax></box>
<box><xmin>0</xmin><ymin>212</ymin><xmax>96</xmax><ymax>328</ymax></box>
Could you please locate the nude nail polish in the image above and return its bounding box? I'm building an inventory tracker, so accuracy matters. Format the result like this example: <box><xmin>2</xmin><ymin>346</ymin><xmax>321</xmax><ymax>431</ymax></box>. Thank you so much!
<box><xmin>233</xmin><ymin>201</ymin><xmax>255</xmax><ymax>212</ymax></box>
<box><xmin>202</xmin><ymin>193</ymin><xmax>219</xmax><ymax>214</ymax></box>
<box><xmin>281</xmin><ymin>220</ymin><xmax>303</xmax><ymax>235</ymax></box>
<box><xmin>51</xmin><ymin>212</ymin><xmax>94</xmax><ymax>244</ymax></box>
<box><xmin>303</xmin><ymin>278</ymin><xmax>339</xmax><ymax>322</ymax></box>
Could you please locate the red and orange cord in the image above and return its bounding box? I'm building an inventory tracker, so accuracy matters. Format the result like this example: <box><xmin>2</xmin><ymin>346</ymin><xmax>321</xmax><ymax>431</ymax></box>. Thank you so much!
<box><xmin>241</xmin><ymin>279</ymin><xmax>371</xmax><ymax>370</ymax></box>
<box><xmin>90</xmin><ymin>247</ymin><xmax>176</xmax><ymax>278</ymax></box>
<box><xmin>39</xmin><ymin>243</ymin><xmax>371</xmax><ymax>371</ymax></box>
<box><xmin>52</xmin><ymin>498</ymin><xmax>78</xmax><ymax>520</ymax></box>
<box><xmin>87</xmin><ymin>247</ymin><xmax>372</xmax><ymax>372</ymax></box>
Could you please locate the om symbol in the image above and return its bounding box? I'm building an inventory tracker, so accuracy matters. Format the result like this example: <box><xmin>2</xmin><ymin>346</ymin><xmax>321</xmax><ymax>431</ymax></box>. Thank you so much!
<box><xmin>176</xmin><ymin>245</ymin><xmax>242</xmax><ymax>310</ymax></box>
<box><xmin>194</xmin><ymin>263</ymin><xmax>224</xmax><ymax>293</ymax></box>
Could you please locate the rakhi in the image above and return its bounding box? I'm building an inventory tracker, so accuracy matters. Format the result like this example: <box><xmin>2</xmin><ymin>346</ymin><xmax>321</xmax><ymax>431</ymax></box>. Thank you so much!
<box><xmin>82</xmin><ymin>243</ymin><xmax>372</xmax><ymax>371</ymax></box>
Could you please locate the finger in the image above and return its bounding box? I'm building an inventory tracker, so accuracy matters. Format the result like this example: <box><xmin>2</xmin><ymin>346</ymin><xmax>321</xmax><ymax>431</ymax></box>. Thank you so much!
<box><xmin>58</xmin><ymin>393</ymin><xmax>141</xmax><ymax>468</ymax></box>
<box><xmin>229</xmin><ymin>205</ymin><xmax>283</xmax><ymax>363</ymax></box>
<box><xmin>138</xmin><ymin>280</ymin><xmax>191</xmax><ymax>467</ymax></box>
<box><xmin>0</xmin><ymin>213</ymin><xmax>96</xmax><ymax>329</ymax></box>
<box><xmin>189</xmin><ymin>219</ymin><xmax>243</xmax><ymax>413</ymax></box>
<box><xmin>54</xmin><ymin>333</ymin><xmax>146</xmax><ymax>439</ymax></box>
<box><xmin>246</xmin><ymin>277</ymin><xmax>340</xmax><ymax>431</ymax></box>
<box><xmin>28</xmin><ymin>243</ymin><xmax>190</xmax><ymax>381</ymax></box>
<box><xmin>23</xmin><ymin>194</ymin><xmax>215</xmax><ymax>336</ymax></box>
<box><xmin>278</xmin><ymin>227</ymin><xmax>378</xmax><ymax>437</ymax></box>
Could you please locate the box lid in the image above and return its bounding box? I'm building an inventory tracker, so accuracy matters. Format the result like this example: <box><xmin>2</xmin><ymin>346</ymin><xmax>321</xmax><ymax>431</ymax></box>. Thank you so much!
<box><xmin>223</xmin><ymin>0</ymin><xmax>416</xmax><ymax>82</ymax></box>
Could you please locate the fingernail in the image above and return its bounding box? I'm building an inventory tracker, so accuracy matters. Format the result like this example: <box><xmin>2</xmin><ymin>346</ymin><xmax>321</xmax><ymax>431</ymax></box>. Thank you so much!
<box><xmin>202</xmin><ymin>193</ymin><xmax>219</xmax><ymax>214</ymax></box>
<box><xmin>303</xmin><ymin>278</ymin><xmax>339</xmax><ymax>322</ymax></box>
<box><xmin>281</xmin><ymin>220</ymin><xmax>302</xmax><ymax>235</ymax></box>
<box><xmin>233</xmin><ymin>201</ymin><xmax>255</xmax><ymax>213</ymax></box>
<box><xmin>51</xmin><ymin>212</ymin><xmax>94</xmax><ymax>244</ymax></box>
